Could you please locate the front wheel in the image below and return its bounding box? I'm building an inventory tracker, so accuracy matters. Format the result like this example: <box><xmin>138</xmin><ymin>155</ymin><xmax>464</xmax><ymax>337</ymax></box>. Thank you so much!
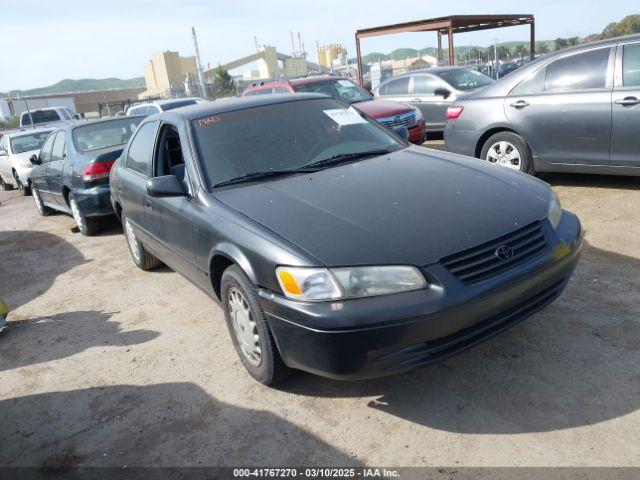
<box><xmin>32</xmin><ymin>185</ymin><xmax>52</xmax><ymax>216</ymax></box>
<box><xmin>69</xmin><ymin>195</ymin><xmax>98</xmax><ymax>236</ymax></box>
<box><xmin>0</xmin><ymin>176</ymin><xmax>14</xmax><ymax>191</ymax></box>
<box><xmin>221</xmin><ymin>265</ymin><xmax>292</xmax><ymax>386</ymax></box>
<box><xmin>122</xmin><ymin>213</ymin><xmax>161</xmax><ymax>270</ymax></box>
<box><xmin>480</xmin><ymin>132</ymin><xmax>534</xmax><ymax>174</ymax></box>
<box><xmin>14</xmin><ymin>172</ymin><xmax>30</xmax><ymax>196</ymax></box>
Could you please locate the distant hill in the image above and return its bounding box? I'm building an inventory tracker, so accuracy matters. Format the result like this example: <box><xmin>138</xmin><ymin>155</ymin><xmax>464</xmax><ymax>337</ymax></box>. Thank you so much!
<box><xmin>8</xmin><ymin>77</ymin><xmax>145</xmax><ymax>97</ymax></box>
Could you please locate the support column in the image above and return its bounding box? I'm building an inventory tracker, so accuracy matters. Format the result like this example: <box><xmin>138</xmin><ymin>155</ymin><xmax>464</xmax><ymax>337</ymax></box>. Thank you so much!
<box><xmin>448</xmin><ymin>26</ymin><xmax>454</xmax><ymax>66</ymax></box>
<box><xmin>356</xmin><ymin>34</ymin><xmax>363</xmax><ymax>86</ymax></box>
<box><xmin>530</xmin><ymin>22</ymin><xmax>536</xmax><ymax>60</ymax></box>
<box><xmin>437</xmin><ymin>31</ymin><xmax>442</xmax><ymax>65</ymax></box>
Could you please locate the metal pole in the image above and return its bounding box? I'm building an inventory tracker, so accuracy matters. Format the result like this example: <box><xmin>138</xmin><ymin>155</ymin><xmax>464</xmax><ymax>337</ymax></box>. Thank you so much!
<box><xmin>447</xmin><ymin>26</ymin><xmax>454</xmax><ymax>66</ymax></box>
<box><xmin>494</xmin><ymin>39</ymin><xmax>499</xmax><ymax>80</ymax></box>
<box><xmin>355</xmin><ymin>34</ymin><xmax>363</xmax><ymax>86</ymax></box>
<box><xmin>530</xmin><ymin>22</ymin><xmax>536</xmax><ymax>60</ymax></box>
<box><xmin>192</xmin><ymin>27</ymin><xmax>207</xmax><ymax>99</ymax></box>
<box><xmin>437</xmin><ymin>31</ymin><xmax>442</xmax><ymax>65</ymax></box>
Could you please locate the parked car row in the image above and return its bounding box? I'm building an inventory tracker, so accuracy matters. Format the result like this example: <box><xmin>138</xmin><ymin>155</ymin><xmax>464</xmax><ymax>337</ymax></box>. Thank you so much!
<box><xmin>12</xmin><ymin>90</ymin><xmax>583</xmax><ymax>386</ymax></box>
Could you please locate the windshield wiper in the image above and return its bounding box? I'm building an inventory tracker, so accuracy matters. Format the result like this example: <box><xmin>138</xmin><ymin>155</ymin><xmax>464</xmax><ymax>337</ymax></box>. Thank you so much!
<box><xmin>213</xmin><ymin>167</ymin><xmax>319</xmax><ymax>188</ymax></box>
<box><xmin>305</xmin><ymin>149</ymin><xmax>393</xmax><ymax>169</ymax></box>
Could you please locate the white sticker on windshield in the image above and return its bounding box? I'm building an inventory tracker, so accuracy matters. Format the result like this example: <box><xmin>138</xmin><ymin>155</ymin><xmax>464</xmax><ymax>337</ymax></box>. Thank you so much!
<box><xmin>337</xmin><ymin>80</ymin><xmax>354</xmax><ymax>87</ymax></box>
<box><xmin>323</xmin><ymin>107</ymin><xmax>367</xmax><ymax>126</ymax></box>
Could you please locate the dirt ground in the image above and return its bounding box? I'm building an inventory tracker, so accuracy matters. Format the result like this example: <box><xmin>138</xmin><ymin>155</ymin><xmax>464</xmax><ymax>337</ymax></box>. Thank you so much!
<box><xmin>1</xmin><ymin>147</ymin><xmax>639</xmax><ymax>468</ymax></box>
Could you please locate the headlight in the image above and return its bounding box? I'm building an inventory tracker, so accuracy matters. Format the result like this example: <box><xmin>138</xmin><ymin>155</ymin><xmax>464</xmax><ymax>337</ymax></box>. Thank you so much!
<box><xmin>412</xmin><ymin>106</ymin><xmax>423</xmax><ymax>121</ymax></box>
<box><xmin>547</xmin><ymin>191</ymin><xmax>563</xmax><ymax>229</ymax></box>
<box><xmin>276</xmin><ymin>265</ymin><xmax>427</xmax><ymax>301</ymax></box>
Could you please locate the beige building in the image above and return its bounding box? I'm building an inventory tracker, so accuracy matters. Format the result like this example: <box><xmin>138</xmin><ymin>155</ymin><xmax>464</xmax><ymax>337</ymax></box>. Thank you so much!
<box><xmin>140</xmin><ymin>51</ymin><xmax>198</xmax><ymax>99</ymax></box>
<box><xmin>318</xmin><ymin>44</ymin><xmax>347</xmax><ymax>70</ymax></box>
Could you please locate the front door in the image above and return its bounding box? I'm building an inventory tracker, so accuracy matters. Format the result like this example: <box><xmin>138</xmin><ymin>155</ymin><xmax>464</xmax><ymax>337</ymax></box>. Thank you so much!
<box><xmin>46</xmin><ymin>131</ymin><xmax>67</xmax><ymax>207</ymax></box>
<box><xmin>144</xmin><ymin>122</ymin><xmax>196</xmax><ymax>277</ymax></box>
<box><xmin>30</xmin><ymin>131</ymin><xmax>57</xmax><ymax>203</ymax></box>
<box><xmin>611</xmin><ymin>41</ymin><xmax>640</xmax><ymax>168</ymax></box>
<box><xmin>505</xmin><ymin>46</ymin><xmax>614</xmax><ymax>166</ymax></box>
<box><xmin>410</xmin><ymin>74</ymin><xmax>449</xmax><ymax>131</ymax></box>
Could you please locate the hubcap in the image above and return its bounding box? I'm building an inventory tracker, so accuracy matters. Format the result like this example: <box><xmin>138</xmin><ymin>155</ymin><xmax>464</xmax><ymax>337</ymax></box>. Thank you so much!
<box><xmin>124</xmin><ymin>218</ymin><xmax>141</xmax><ymax>262</ymax></box>
<box><xmin>70</xmin><ymin>198</ymin><xmax>84</xmax><ymax>230</ymax></box>
<box><xmin>33</xmin><ymin>188</ymin><xmax>44</xmax><ymax>213</ymax></box>
<box><xmin>228</xmin><ymin>287</ymin><xmax>261</xmax><ymax>367</ymax></box>
<box><xmin>486</xmin><ymin>141</ymin><xmax>522</xmax><ymax>170</ymax></box>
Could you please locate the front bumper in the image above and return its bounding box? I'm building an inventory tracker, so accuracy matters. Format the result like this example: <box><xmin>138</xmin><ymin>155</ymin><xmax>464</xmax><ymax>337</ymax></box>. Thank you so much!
<box><xmin>260</xmin><ymin>213</ymin><xmax>583</xmax><ymax>380</ymax></box>
<box><xmin>73</xmin><ymin>185</ymin><xmax>114</xmax><ymax>217</ymax></box>
<box><xmin>408</xmin><ymin>119</ymin><xmax>426</xmax><ymax>144</ymax></box>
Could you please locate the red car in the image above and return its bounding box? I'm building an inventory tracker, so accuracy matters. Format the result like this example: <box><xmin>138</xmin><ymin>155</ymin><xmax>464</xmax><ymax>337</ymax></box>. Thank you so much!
<box><xmin>242</xmin><ymin>76</ymin><xmax>426</xmax><ymax>144</ymax></box>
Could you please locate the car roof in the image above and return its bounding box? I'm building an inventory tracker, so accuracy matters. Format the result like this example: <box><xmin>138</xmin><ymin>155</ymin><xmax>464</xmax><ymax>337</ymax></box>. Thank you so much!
<box><xmin>5</xmin><ymin>126</ymin><xmax>55</xmax><ymax>137</ymax></box>
<box><xmin>247</xmin><ymin>75</ymin><xmax>347</xmax><ymax>90</ymax></box>
<box><xmin>20</xmin><ymin>106</ymin><xmax>66</xmax><ymax>114</ymax></box>
<box><xmin>151</xmin><ymin>93</ymin><xmax>331</xmax><ymax>121</ymax></box>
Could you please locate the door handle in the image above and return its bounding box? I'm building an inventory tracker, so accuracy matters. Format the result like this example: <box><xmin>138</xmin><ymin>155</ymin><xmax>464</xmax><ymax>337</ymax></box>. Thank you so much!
<box><xmin>144</xmin><ymin>199</ymin><xmax>152</xmax><ymax>209</ymax></box>
<box><xmin>614</xmin><ymin>97</ymin><xmax>640</xmax><ymax>106</ymax></box>
<box><xmin>509</xmin><ymin>100</ymin><xmax>530</xmax><ymax>108</ymax></box>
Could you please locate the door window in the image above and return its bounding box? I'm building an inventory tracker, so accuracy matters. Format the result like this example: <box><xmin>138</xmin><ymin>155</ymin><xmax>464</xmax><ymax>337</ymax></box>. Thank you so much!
<box><xmin>545</xmin><ymin>48</ymin><xmax>610</xmax><ymax>91</ymax></box>
<box><xmin>126</xmin><ymin>121</ymin><xmax>158</xmax><ymax>176</ymax></box>
<box><xmin>511</xmin><ymin>67</ymin><xmax>547</xmax><ymax>95</ymax></box>
<box><xmin>155</xmin><ymin>124</ymin><xmax>188</xmax><ymax>188</ymax></box>
<box><xmin>380</xmin><ymin>77</ymin><xmax>410</xmax><ymax>95</ymax></box>
<box><xmin>39</xmin><ymin>132</ymin><xmax>57</xmax><ymax>163</ymax></box>
<box><xmin>622</xmin><ymin>43</ymin><xmax>640</xmax><ymax>87</ymax></box>
<box><xmin>412</xmin><ymin>75</ymin><xmax>441</xmax><ymax>95</ymax></box>
<box><xmin>51</xmin><ymin>131</ymin><xmax>66</xmax><ymax>161</ymax></box>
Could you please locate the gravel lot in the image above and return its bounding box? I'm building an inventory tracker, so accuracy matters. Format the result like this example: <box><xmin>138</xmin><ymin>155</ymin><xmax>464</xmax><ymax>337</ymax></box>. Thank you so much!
<box><xmin>1</xmin><ymin>146</ymin><xmax>639</xmax><ymax>468</ymax></box>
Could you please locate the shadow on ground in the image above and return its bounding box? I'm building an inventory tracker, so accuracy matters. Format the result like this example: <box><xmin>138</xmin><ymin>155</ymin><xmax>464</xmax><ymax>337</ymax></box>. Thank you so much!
<box><xmin>0</xmin><ymin>231</ymin><xmax>87</xmax><ymax>309</ymax></box>
<box><xmin>0</xmin><ymin>310</ymin><xmax>159</xmax><ymax>372</ymax></box>
<box><xmin>544</xmin><ymin>172</ymin><xmax>640</xmax><ymax>190</ymax></box>
<box><xmin>280</xmin><ymin>241</ymin><xmax>640</xmax><ymax>435</ymax></box>
<box><xmin>0</xmin><ymin>383</ymin><xmax>360</xmax><ymax>468</ymax></box>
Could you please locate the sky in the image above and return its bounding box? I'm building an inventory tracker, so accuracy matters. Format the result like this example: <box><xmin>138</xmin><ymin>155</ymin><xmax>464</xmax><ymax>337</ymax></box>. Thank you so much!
<box><xmin>2</xmin><ymin>0</ymin><xmax>639</xmax><ymax>91</ymax></box>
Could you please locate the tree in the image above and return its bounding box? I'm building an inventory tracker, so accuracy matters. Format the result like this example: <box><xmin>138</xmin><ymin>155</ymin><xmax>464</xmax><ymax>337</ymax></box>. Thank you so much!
<box><xmin>212</xmin><ymin>66</ymin><xmax>236</xmax><ymax>98</ymax></box>
<box><xmin>601</xmin><ymin>14</ymin><xmax>640</xmax><ymax>38</ymax></box>
<box><xmin>537</xmin><ymin>43</ymin><xmax>551</xmax><ymax>54</ymax></box>
<box><xmin>554</xmin><ymin>38</ymin><xmax>569</xmax><ymax>51</ymax></box>
<box><xmin>567</xmin><ymin>37</ymin><xmax>580</xmax><ymax>46</ymax></box>
<box><xmin>512</xmin><ymin>44</ymin><xmax>529</xmax><ymax>59</ymax></box>
<box><xmin>468</xmin><ymin>47</ymin><xmax>482</xmax><ymax>60</ymax></box>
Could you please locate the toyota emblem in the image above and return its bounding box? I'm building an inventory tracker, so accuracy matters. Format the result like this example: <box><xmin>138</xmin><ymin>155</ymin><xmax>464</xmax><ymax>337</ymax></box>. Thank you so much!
<box><xmin>495</xmin><ymin>246</ymin><xmax>514</xmax><ymax>260</ymax></box>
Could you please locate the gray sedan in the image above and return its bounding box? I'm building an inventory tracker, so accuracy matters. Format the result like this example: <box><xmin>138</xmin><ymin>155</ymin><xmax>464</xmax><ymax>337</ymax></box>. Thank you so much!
<box><xmin>444</xmin><ymin>34</ymin><xmax>640</xmax><ymax>176</ymax></box>
<box><xmin>373</xmin><ymin>67</ymin><xmax>494</xmax><ymax>133</ymax></box>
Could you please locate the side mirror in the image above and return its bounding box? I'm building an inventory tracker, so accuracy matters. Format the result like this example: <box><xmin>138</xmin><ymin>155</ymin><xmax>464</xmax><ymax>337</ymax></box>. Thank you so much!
<box><xmin>146</xmin><ymin>175</ymin><xmax>186</xmax><ymax>197</ymax></box>
<box><xmin>29</xmin><ymin>154</ymin><xmax>40</xmax><ymax>165</ymax></box>
<box><xmin>434</xmin><ymin>88</ymin><xmax>451</xmax><ymax>98</ymax></box>
<box><xmin>391</xmin><ymin>125</ymin><xmax>409</xmax><ymax>140</ymax></box>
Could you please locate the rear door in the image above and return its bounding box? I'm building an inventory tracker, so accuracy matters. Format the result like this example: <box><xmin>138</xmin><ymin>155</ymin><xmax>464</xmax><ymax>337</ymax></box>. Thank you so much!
<box><xmin>31</xmin><ymin>132</ymin><xmax>57</xmax><ymax>203</ymax></box>
<box><xmin>611</xmin><ymin>41</ymin><xmax>640</xmax><ymax>167</ymax></box>
<box><xmin>505</xmin><ymin>46</ymin><xmax>614</xmax><ymax>166</ymax></box>
<box><xmin>115</xmin><ymin>121</ymin><xmax>159</xmax><ymax>245</ymax></box>
<box><xmin>377</xmin><ymin>76</ymin><xmax>412</xmax><ymax>104</ymax></box>
<box><xmin>47</xmin><ymin>131</ymin><xmax>67</xmax><ymax>206</ymax></box>
<box><xmin>410</xmin><ymin>73</ymin><xmax>449</xmax><ymax>131</ymax></box>
<box><xmin>143</xmin><ymin>122</ymin><xmax>197</xmax><ymax>277</ymax></box>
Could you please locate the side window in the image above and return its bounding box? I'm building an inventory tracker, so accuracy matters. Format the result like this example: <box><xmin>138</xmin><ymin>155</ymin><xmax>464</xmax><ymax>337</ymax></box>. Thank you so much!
<box><xmin>546</xmin><ymin>48</ymin><xmax>610</xmax><ymax>92</ymax></box>
<box><xmin>412</xmin><ymin>75</ymin><xmax>441</xmax><ymax>95</ymax></box>
<box><xmin>21</xmin><ymin>113</ymin><xmax>31</xmax><ymax>126</ymax></box>
<box><xmin>60</xmin><ymin>109</ymin><xmax>71</xmax><ymax>120</ymax></box>
<box><xmin>126</xmin><ymin>121</ymin><xmax>158</xmax><ymax>176</ymax></box>
<box><xmin>149</xmin><ymin>105</ymin><xmax>162</xmax><ymax>114</ymax></box>
<box><xmin>243</xmin><ymin>90</ymin><xmax>257</xmax><ymax>96</ymax></box>
<box><xmin>155</xmin><ymin>124</ymin><xmax>187</xmax><ymax>186</ymax></box>
<box><xmin>382</xmin><ymin>77</ymin><xmax>410</xmax><ymax>95</ymax></box>
<box><xmin>273</xmin><ymin>87</ymin><xmax>291</xmax><ymax>94</ymax></box>
<box><xmin>51</xmin><ymin>131</ymin><xmax>66</xmax><ymax>161</ymax></box>
<box><xmin>511</xmin><ymin>67</ymin><xmax>547</xmax><ymax>95</ymax></box>
<box><xmin>622</xmin><ymin>43</ymin><xmax>640</xmax><ymax>87</ymax></box>
<box><xmin>39</xmin><ymin>132</ymin><xmax>57</xmax><ymax>164</ymax></box>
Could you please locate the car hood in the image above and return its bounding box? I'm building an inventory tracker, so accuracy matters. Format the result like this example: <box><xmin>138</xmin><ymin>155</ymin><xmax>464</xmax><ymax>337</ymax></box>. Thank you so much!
<box><xmin>214</xmin><ymin>147</ymin><xmax>552</xmax><ymax>267</ymax></box>
<box><xmin>352</xmin><ymin>99</ymin><xmax>413</xmax><ymax>119</ymax></box>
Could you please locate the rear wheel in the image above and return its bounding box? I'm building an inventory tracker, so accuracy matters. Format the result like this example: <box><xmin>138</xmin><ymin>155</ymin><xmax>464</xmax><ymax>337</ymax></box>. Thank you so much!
<box><xmin>122</xmin><ymin>213</ymin><xmax>161</xmax><ymax>270</ymax></box>
<box><xmin>32</xmin><ymin>185</ymin><xmax>52</xmax><ymax>216</ymax></box>
<box><xmin>13</xmin><ymin>171</ymin><xmax>30</xmax><ymax>196</ymax></box>
<box><xmin>0</xmin><ymin>176</ymin><xmax>14</xmax><ymax>191</ymax></box>
<box><xmin>480</xmin><ymin>132</ymin><xmax>534</xmax><ymax>174</ymax></box>
<box><xmin>69</xmin><ymin>195</ymin><xmax>98</xmax><ymax>236</ymax></box>
<box><xmin>221</xmin><ymin>265</ymin><xmax>292</xmax><ymax>386</ymax></box>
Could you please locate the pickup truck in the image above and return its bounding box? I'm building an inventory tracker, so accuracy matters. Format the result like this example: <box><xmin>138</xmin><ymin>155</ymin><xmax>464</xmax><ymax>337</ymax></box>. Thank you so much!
<box><xmin>20</xmin><ymin>107</ymin><xmax>76</xmax><ymax>128</ymax></box>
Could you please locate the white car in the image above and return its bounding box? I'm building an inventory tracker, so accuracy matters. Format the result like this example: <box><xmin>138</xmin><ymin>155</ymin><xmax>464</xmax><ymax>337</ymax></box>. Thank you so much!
<box><xmin>19</xmin><ymin>106</ymin><xmax>76</xmax><ymax>128</ymax></box>
<box><xmin>0</xmin><ymin>128</ymin><xmax>53</xmax><ymax>195</ymax></box>
<box><xmin>125</xmin><ymin>97</ymin><xmax>206</xmax><ymax>116</ymax></box>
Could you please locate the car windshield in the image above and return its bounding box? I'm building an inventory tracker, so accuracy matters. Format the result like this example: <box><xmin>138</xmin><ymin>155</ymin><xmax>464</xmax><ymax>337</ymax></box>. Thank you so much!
<box><xmin>9</xmin><ymin>131</ymin><xmax>53</xmax><ymax>154</ymax></box>
<box><xmin>191</xmin><ymin>98</ymin><xmax>405</xmax><ymax>188</ymax></box>
<box><xmin>436</xmin><ymin>69</ymin><xmax>494</xmax><ymax>91</ymax></box>
<box><xmin>294</xmin><ymin>79</ymin><xmax>372</xmax><ymax>104</ymax></box>
<box><xmin>22</xmin><ymin>110</ymin><xmax>61</xmax><ymax>126</ymax></box>
<box><xmin>73</xmin><ymin>117</ymin><xmax>143</xmax><ymax>152</ymax></box>
<box><xmin>161</xmin><ymin>99</ymin><xmax>198</xmax><ymax>111</ymax></box>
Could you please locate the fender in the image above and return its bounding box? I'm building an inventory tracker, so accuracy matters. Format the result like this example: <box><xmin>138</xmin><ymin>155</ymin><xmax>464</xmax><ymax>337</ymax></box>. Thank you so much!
<box><xmin>208</xmin><ymin>242</ymin><xmax>258</xmax><ymax>286</ymax></box>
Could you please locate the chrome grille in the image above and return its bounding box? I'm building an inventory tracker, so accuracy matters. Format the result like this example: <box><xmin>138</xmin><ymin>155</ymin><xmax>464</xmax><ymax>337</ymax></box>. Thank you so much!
<box><xmin>377</xmin><ymin>112</ymin><xmax>416</xmax><ymax>128</ymax></box>
<box><xmin>441</xmin><ymin>221</ymin><xmax>548</xmax><ymax>284</ymax></box>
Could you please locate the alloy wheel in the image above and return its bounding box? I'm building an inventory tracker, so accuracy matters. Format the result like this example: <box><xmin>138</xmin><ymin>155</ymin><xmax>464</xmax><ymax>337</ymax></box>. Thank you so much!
<box><xmin>486</xmin><ymin>141</ymin><xmax>522</xmax><ymax>170</ymax></box>
<box><xmin>70</xmin><ymin>198</ymin><xmax>85</xmax><ymax>231</ymax></box>
<box><xmin>228</xmin><ymin>287</ymin><xmax>262</xmax><ymax>367</ymax></box>
<box><xmin>33</xmin><ymin>188</ymin><xmax>44</xmax><ymax>214</ymax></box>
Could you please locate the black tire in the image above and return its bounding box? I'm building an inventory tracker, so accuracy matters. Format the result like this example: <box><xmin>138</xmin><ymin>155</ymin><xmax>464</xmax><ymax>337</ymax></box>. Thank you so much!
<box><xmin>32</xmin><ymin>185</ymin><xmax>53</xmax><ymax>216</ymax></box>
<box><xmin>122</xmin><ymin>213</ymin><xmax>161</xmax><ymax>271</ymax></box>
<box><xmin>13</xmin><ymin>171</ymin><xmax>30</xmax><ymax>196</ymax></box>
<box><xmin>480</xmin><ymin>131</ymin><xmax>534</xmax><ymax>175</ymax></box>
<box><xmin>221</xmin><ymin>265</ymin><xmax>292</xmax><ymax>386</ymax></box>
<box><xmin>0</xmin><ymin>176</ymin><xmax>14</xmax><ymax>191</ymax></box>
<box><xmin>69</xmin><ymin>194</ymin><xmax>99</xmax><ymax>236</ymax></box>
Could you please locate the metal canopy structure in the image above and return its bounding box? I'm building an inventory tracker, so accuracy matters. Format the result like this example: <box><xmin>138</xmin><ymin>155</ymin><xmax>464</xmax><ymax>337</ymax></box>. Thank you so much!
<box><xmin>355</xmin><ymin>14</ymin><xmax>535</xmax><ymax>85</ymax></box>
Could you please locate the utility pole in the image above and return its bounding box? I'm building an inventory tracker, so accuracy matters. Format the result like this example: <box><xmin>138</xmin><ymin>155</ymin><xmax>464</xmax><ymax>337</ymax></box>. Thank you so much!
<box><xmin>192</xmin><ymin>27</ymin><xmax>207</xmax><ymax>99</ymax></box>
<box><xmin>494</xmin><ymin>38</ymin><xmax>499</xmax><ymax>80</ymax></box>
